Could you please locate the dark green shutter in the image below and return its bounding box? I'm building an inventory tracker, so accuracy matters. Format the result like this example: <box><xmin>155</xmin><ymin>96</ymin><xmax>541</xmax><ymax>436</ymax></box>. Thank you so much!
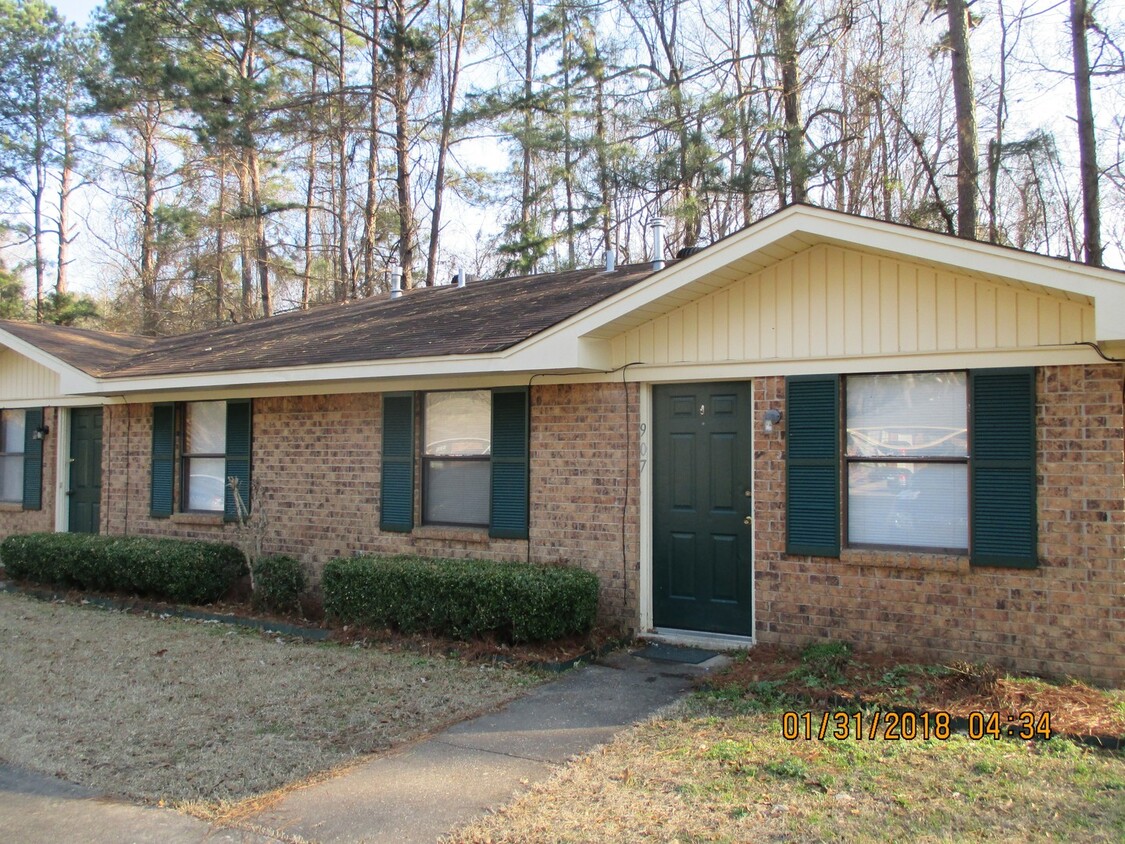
<box><xmin>22</xmin><ymin>407</ymin><xmax>44</xmax><ymax>510</ymax></box>
<box><xmin>490</xmin><ymin>388</ymin><xmax>529</xmax><ymax>539</ymax></box>
<box><xmin>224</xmin><ymin>399</ymin><xmax>252</xmax><ymax>521</ymax></box>
<box><xmin>971</xmin><ymin>368</ymin><xmax>1037</xmax><ymax>568</ymax></box>
<box><xmin>381</xmin><ymin>393</ymin><xmax>414</xmax><ymax>532</ymax></box>
<box><xmin>786</xmin><ymin>375</ymin><xmax>840</xmax><ymax>557</ymax></box>
<box><xmin>150</xmin><ymin>403</ymin><xmax>175</xmax><ymax>517</ymax></box>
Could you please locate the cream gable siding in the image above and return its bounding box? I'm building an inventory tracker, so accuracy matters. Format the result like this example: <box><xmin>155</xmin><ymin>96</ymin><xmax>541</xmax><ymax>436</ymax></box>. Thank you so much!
<box><xmin>0</xmin><ymin>349</ymin><xmax>63</xmax><ymax>402</ymax></box>
<box><xmin>610</xmin><ymin>244</ymin><xmax>1095</xmax><ymax>367</ymax></box>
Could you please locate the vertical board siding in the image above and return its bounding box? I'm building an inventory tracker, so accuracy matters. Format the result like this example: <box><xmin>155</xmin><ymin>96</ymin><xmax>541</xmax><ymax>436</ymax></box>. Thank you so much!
<box><xmin>0</xmin><ymin>352</ymin><xmax>61</xmax><ymax>400</ymax></box>
<box><xmin>613</xmin><ymin>244</ymin><xmax>1094</xmax><ymax>366</ymax></box>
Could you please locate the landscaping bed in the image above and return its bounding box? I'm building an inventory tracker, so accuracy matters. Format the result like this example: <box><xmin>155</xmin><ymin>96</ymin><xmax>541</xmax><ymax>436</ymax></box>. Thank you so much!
<box><xmin>704</xmin><ymin>642</ymin><xmax>1125</xmax><ymax>742</ymax></box>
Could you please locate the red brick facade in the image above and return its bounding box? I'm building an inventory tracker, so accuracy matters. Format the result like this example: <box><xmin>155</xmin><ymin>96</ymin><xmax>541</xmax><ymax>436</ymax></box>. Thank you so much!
<box><xmin>7</xmin><ymin>365</ymin><xmax>1121</xmax><ymax>683</ymax></box>
<box><xmin>96</xmin><ymin>384</ymin><xmax>639</xmax><ymax>629</ymax></box>
<box><xmin>754</xmin><ymin>364</ymin><xmax>1125</xmax><ymax>685</ymax></box>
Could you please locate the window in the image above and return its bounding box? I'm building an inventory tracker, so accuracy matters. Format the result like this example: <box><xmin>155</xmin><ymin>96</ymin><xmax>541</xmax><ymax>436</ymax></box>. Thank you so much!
<box><xmin>380</xmin><ymin>388</ymin><xmax>529</xmax><ymax>538</ymax></box>
<box><xmin>845</xmin><ymin>372</ymin><xmax>968</xmax><ymax>551</ymax></box>
<box><xmin>183</xmin><ymin>401</ymin><xmax>228</xmax><ymax>512</ymax></box>
<box><xmin>150</xmin><ymin>400</ymin><xmax>251</xmax><ymax>519</ymax></box>
<box><xmin>423</xmin><ymin>391</ymin><xmax>491</xmax><ymax>526</ymax></box>
<box><xmin>0</xmin><ymin>409</ymin><xmax>26</xmax><ymax>503</ymax></box>
<box><xmin>786</xmin><ymin>369</ymin><xmax>1037</xmax><ymax>568</ymax></box>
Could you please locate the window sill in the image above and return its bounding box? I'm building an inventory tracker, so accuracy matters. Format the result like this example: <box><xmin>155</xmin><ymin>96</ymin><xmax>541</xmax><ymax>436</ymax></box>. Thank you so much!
<box><xmin>839</xmin><ymin>547</ymin><xmax>970</xmax><ymax>574</ymax></box>
<box><xmin>413</xmin><ymin>525</ymin><xmax>491</xmax><ymax>544</ymax></box>
<box><xmin>171</xmin><ymin>512</ymin><xmax>225</xmax><ymax>527</ymax></box>
<box><xmin>0</xmin><ymin>502</ymin><xmax>24</xmax><ymax>513</ymax></box>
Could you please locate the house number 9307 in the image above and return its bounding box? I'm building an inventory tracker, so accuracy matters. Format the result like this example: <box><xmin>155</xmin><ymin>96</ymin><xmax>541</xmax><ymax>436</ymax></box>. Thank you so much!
<box><xmin>638</xmin><ymin>422</ymin><xmax>648</xmax><ymax>474</ymax></box>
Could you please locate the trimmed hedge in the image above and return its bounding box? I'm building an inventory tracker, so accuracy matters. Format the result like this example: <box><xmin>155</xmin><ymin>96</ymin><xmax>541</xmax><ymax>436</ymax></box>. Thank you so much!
<box><xmin>323</xmin><ymin>554</ymin><xmax>599</xmax><ymax>643</ymax></box>
<box><xmin>252</xmin><ymin>554</ymin><xmax>306</xmax><ymax>614</ymax></box>
<box><xmin>0</xmin><ymin>532</ymin><xmax>247</xmax><ymax>605</ymax></box>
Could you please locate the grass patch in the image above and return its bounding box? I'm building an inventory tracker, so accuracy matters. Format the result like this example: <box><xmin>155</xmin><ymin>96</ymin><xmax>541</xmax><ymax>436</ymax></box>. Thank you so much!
<box><xmin>449</xmin><ymin>694</ymin><xmax>1125</xmax><ymax>843</ymax></box>
<box><xmin>0</xmin><ymin>591</ymin><xmax>539</xmax><ymax>810</ymax></box>
<box><xmin>449</xmin><ymin>645</ymin><xmax>1125</xmax><ymax>843</ymax></box>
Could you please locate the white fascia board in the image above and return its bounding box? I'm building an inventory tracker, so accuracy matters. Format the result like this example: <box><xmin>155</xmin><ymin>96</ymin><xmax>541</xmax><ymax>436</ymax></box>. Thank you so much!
<box><xmin>79</xmin><ymin>344</ymin><xmax>600</xmax><ymax>397</ymax></box>
<box><xmin>0</xmin><ymin>329</ymin><xmax>103</xmax><ymax>395</ymax></box>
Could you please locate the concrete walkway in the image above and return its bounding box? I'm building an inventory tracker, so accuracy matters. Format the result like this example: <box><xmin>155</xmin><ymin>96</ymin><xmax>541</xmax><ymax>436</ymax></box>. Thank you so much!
<box><xmin>0</xmin><ymin>647</ymin><xmax>725</xmax><ymax>844</ymax></box>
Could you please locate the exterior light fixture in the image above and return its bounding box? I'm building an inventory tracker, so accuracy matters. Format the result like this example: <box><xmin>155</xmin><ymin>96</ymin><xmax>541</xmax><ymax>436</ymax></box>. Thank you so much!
<box><xmin>33</xmin><ymin>424</ymin><xmax>50</xmax><ymax>440</ymax></box>
<box><xmin>762</xmin><ymin>409</ymin><xmax>782</xmax><ymax>433</ymax></box>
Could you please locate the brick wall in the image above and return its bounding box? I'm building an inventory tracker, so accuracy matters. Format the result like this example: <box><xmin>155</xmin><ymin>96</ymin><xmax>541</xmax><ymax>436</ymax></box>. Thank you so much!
<box><xmin>529</xmin><ymin>383</ymin><xmax>640</xmax><ymax>630</ymax></box>
<box><xmin>754</xmin><ymin>364</ymin><xmax>1125</xmax><ymax>685</ymax></box>
<box><xmin>0</xmin><ymin>406</ymin><xmax>57</xmax><ymax>536</ymax></box>
<box><xmin>100</xmin><ymin>385</ymin><xmax>641</xmax><ymax>630</ymax></box>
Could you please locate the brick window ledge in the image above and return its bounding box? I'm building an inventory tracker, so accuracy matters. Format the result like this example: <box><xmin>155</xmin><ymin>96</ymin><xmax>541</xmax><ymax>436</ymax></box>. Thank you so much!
<box><xmin>838</xmin><ymin>548</ymin><xmax>970</xmax><ymax>574</ymax></box>
<box><xmin>171</xmin><ymin>512</ymin><xmax>225</xmax><ymax>527</ymax></box>
<box><xmin>0</xmin><ymin>502</ymin><xmax>24</xmax><ymax>512</ymax></box>
<box><xmin>412</xmin><ymin>525</ymin><xmax>491</xmax><ymax>544</ymax></box>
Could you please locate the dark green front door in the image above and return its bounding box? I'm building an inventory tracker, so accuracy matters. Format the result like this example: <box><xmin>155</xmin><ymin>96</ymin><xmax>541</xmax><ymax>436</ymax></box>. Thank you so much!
<box><xmin>69</xmin><ymin>407</ymin><xmax>103</xmax><ymax>534</ymax></box>
<box><xmin>653</xmin><ymin>383</ymin><xmax>753</xmax><ymax>635</ymax></box>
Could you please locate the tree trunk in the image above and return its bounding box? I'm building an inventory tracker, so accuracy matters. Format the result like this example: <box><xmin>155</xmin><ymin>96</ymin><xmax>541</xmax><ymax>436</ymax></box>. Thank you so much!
<box><xmin>215</xmin><ymin>150</ymin><xmax>227</xmax><ymax>325</ymax></box>
<box><xmin>425</xmin><ymin>0</ymin><xmax>468</xmax><ymax>287</ymax></box>
<box><xmin>249</xmin><ymin>146</ymin><xmax>271</xmax><ymax>317</ymax></box>
<box><xmin>237</xmin><ymin>156</ymin><xmax>255</xmax><ymax>321</ymax></box>
<box><xmin>139</xmin><ymin>103</ymin><xmax>160</xmax><ymax>334</ymax></box>
<box><xmin>362</xmin><ymin>0</ymin><xmax>382</xmax><ymax>297</ymax></box>
<box><xmin>1070</xmin><ymin>0</ymin><xmax>1102</xmax><ymax>267</ymax></box>
<box><xmin>947</xmin><ymin>0</ymin><xmax>978</xmax><ymax>239</ymax></box>
<box><xmin>776</xmin><ymin>0</ymin><xmax>807</xmax><ymax>205</ymax></box>
<box><xmin>56</xmin><ymin>137</ymin><xmax>73</xmax><ymax>299</ymax></box>
<box><xmin>393</xmin><ymin>0</ymin><xmax>415</xmax><ymax>289</ymax></box>
<box><xmin>336</xmin><ymin>5</ymin><xmax>352</xmax><ymax>298</ymax></box>
<box><xmin>519</xmin><ymin>0</ymin><xmax>535</xmax><ymax>269</ymax></box>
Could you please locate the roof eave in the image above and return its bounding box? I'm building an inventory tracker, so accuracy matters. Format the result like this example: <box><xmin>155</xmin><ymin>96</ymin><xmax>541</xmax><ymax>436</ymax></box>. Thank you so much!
<box><xmin>66</xmin><ymin>340</ymin><xmax>613</xmax><ymax>397</ymax></box>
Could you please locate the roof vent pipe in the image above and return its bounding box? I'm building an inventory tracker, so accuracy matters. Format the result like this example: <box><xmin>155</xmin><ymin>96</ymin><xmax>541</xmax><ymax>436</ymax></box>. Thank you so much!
<box><xmin>604</xmin><ymin>248</ymin><xmax>616</xmax><ymax>273</ymax></box>
<box><xmin>649</xmin><ymin>217</ymin><xmax>665</xmax><ymax>271</ymax></box>
<box><xmin>390</xmin><ymin>265</ymin><xmax>403</xmax><ymax>299</ymax></box>
<box><xmin>457</xmin><ymin>267</ymin><xmax>467</xmax><ymax>288</ymax></box>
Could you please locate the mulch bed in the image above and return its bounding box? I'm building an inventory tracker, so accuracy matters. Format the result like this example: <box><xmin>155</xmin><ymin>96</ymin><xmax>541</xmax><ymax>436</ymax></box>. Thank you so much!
<box><xmin>706</xmin><ymin>643</ymin><xmax>1125</xmax><ymax>744</ymax></box>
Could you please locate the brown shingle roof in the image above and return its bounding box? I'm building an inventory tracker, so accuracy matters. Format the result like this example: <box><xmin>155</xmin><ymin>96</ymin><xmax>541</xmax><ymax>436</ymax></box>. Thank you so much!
<box><xmin>0</xmin><ymin>320</ymin><xmax>156</xmax><ymax>377</ymax></box>
<box><xmin>3</xmin><ymin>263</ymin><xmax>662</xmax><ymax>381</ymax></box>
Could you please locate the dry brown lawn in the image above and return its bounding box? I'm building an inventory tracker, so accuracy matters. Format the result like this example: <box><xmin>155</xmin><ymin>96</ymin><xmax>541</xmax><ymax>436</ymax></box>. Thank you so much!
<box><xmin>450</xmin><ymin>644</ymin><xmax>1125</xmax><ymax>843</ymax></box>
<box><xmin>0</xmin><ymin>591</ymin><xmax>538</xmax><ymax>809</ymax></box>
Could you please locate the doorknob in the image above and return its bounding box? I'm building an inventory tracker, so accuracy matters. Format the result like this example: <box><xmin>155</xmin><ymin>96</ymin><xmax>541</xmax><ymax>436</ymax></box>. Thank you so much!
<box><xmin>743</xmin><ymin>515</ymin><xmax>752</xmax><ymax>525</ymax></box>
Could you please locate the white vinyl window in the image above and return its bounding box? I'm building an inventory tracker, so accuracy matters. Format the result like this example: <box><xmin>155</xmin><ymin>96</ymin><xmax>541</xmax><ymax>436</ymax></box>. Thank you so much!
<box><xmin>423</xmin><ymin>391</ymin><xmax>491</xmax><ymax>526</ymax></box>
<box><xmin>0</xmin><ymin>409</ymin><xmax>26</xmax><ymax>503</ymax></box>
<box><xmin>845</xmin><ymin>372</ymin><xmax>969</xmax><ymax>551</ymax></box>
<box><xmin>183</xmin><ymin>401</ymin><xmax>226</xmax><ymax>512</ymax></box>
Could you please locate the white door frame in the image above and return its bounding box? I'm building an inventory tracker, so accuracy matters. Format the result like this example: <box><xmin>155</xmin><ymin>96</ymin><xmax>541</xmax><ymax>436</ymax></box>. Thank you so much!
<box><xmin>636</xmin><ymin>379</ymin><xmax>757</xmax><ymax>645</ymax></box>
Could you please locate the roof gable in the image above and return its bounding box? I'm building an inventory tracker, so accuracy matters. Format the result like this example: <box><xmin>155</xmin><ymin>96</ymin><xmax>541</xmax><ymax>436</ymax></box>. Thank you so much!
<box><xmin>562</xmin><ymin>205</ymin><xmax>1125</xmax><ymax>347</ymax></box>
<box><xmin>608</xmin><ymin>242</ymin><xmax>1096</xmax><ymax>368</ymax></box>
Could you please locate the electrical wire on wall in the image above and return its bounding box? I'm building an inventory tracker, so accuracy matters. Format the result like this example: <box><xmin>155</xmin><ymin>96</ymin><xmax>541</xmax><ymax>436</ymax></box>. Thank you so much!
<box><xmin>524</xmin><ymin>362</ymin><xmax>645</xmax><ymax>605</ymax></box>
<box><xmin>1070</xmin><ymin>341</ymin><xmax>1125</xmax><ymax>363</ymax></box>
<box><xmin>619</xmin><ymin>361</ymin><xmax>643</xmax><ymax>611</ymax></box>
<box><xmin>121</xmin><ymin>396</ymin><xmax>131</xmax><ymax>536</ymax></box>
<box><xmin>525</xmin><ymin>372</ymin><xmax>547</xmax><ymax>565</ymax></box>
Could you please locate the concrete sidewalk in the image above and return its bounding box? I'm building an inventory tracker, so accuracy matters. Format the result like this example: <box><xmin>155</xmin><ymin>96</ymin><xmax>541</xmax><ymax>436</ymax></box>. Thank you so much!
<box><xmin>0</xmin><ymin>646</ymin><xmax>724</xmax><ymax>843</ymax></box>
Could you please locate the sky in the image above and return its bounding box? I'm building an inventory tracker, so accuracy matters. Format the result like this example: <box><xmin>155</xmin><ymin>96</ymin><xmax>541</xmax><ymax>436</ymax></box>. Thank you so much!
<box><xmin>52</xmin><ymin>0</ymin><xmax>98</xmax><ymax>25</ymax></box>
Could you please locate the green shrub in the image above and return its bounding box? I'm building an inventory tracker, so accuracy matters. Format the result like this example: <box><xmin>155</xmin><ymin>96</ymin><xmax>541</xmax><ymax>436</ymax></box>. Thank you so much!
<box><xmin>323</xmin><ymin>554</ymin><xmax>599</xmax><ymax>643</ymax></box>
<box><xmin>252</xmin><ymin>554</ymin><xmax>306</xmax><ymax>614</ymax></box>
<box><xmin>0</xmin><ymin>532</ymin><xmax>246</xmax><ymax>605</ymax></box>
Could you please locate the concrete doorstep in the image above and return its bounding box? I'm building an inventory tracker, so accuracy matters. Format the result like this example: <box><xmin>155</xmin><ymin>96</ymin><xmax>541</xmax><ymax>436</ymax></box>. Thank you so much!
<box><xmin>1</xmin><ymin>648</ymin><xmax>726</xmax><ymax>844</ymax></box>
